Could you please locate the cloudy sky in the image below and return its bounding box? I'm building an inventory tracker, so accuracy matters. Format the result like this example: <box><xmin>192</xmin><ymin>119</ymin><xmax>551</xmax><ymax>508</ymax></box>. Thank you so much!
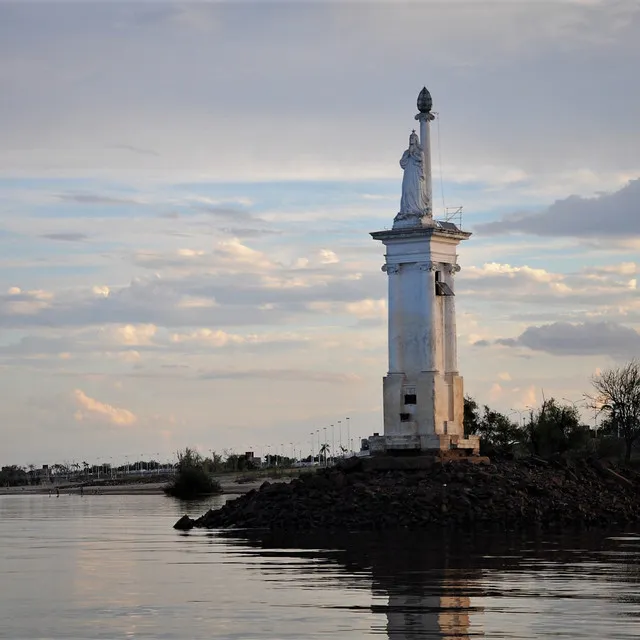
<box><xmin>2</xmin><ymin>0</ymin><xmax>640</xmax><ymax>466</ymax></box>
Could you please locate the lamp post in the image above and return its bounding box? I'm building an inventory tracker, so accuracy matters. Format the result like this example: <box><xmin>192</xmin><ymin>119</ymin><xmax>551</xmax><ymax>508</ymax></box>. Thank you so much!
<box><xmin>337</xmin><ymin>420</ymin><xmax>342</xmax><ymax>452</ymax></box>
<box><xmin>510</xmin><ymin>408</ymin><xmax>526</xmax><ymax>427</ymax></box>
<box><xmin>316</xmin><ymin>430</ymin><xmax>320</xmax><ymax>463</ymax></box>
<box><xmin>346</xmin><ymin>417</ymin><xmax>350</xmax><ymax>455</ymax></box>
<box><xmin>331</xmin><ymin>424</ymin><xmax>335</xmax><ymax>464</ymax></box>
<box><xmin>309</xmin><ymin>432</ymin><xmax>314</xmax><ymax>464</ymax></box>
<box><xmin>322</xmin><ymin>427</ymin><xmax>327</xmax><ymax>466</ymax></box>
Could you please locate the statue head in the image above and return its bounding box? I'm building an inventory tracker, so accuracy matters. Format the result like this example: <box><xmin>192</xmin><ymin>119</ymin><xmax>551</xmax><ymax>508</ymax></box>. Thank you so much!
<box><xmin>409</xmin><ymin>131</ymin><xmax>419</xmax><ymax>148</ymax></box>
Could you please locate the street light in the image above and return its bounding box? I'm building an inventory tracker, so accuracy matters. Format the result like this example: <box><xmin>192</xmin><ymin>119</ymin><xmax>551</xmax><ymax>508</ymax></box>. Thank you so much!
<box><xmin>331</xmin><ymin>424</ymin><xmax>335</xmax><ymax>464</ymax></box>
<box><xmin>562</xmin><ymin>397</ymin><xmax>582</xmax><ymax>410</ymax></box>
<box><xmin>510</xmin><ymin>408</ymin><xmax>525</xmax><ymax>427</ymax></box>
<box><xmin>346</xmin><ymin>417</ymin><xmax>350</xmax><ymax>454</ymax></box>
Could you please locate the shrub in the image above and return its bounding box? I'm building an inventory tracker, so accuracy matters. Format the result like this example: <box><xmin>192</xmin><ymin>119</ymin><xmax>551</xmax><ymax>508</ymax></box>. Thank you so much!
<box><xmin>164</xmin><ymin>448</ymin><xmax>222</xmax><ymax>499</ymax></box>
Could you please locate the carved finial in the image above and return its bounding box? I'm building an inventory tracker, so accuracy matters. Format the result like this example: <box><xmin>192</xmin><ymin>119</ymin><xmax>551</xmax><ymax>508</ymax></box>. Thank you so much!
<box><xmin>417</xmin><ymin>87</ymin><xmax>433</xmax><ymax>114</ymax></box>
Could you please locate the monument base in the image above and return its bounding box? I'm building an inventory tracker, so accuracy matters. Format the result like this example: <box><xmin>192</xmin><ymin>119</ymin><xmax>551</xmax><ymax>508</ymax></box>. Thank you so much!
<box><xmin>341</xmin><ymin>452</ymin><xmax>490</xmax><ymax>473</ymax></box>
<box><xmin>368</xmin><ymin>433</ymin><xmax>480</xmax><ymax>456</ymax></box>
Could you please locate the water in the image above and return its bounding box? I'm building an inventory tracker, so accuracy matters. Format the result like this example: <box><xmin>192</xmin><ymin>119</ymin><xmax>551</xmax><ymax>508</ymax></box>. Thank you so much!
<box><xmin>1</xmin><ymin>494</ymin><xmax>639</xmax><ymax>639</ymax></box>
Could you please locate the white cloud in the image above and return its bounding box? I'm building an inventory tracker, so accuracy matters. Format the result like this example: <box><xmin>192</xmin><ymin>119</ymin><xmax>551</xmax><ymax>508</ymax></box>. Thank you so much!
<box><xmin>3</xmin><ymin>287</ymin><xmax>53</xmax><ymax>315</ymax></box>
<box><xmin>584</xmin><ymin>262</ymin><xmax>637</xmax><ymax>276</ymax></box>
<box><xmin>489</xmin><ymin>383</ymin><xmax>503</xmax><ymax>402</ymax></box>
<box><xmin>176</xmin><ymin>296</ymin><xmax>217</xmax><ymax>309</ymax></box>
<box><xmin>107</xmin><ymin>324</ymin><xmax>157</xmax><ymax>346</ymax></box>
<box><xmin>465</xmin><ymin>263</ymin><xmax>564</xmax><ymax>284</ymax></box>
<box><xmin>345</xmin><ymin>299</ymin><xmax>386</xmax><ymax>320</ymax></box>
<box><xmin>73</xmin><ymin>389</ymin><xmax>137</xmax><ymax>426</ymax></box>
<box><xmin>307</xmin><ymin>298</ymin><xmax>386</xmax><ymax>320</ymax></box>
<box><xmin>170</xmin><ymin>329</ymin><xmax>246</xmax><ymax>348</ymax></box>
<box><xmin>177</xmin><ymin>248</ymin><xmax>206</xmax><ymax>257</ymax></box>
<box><xmin>92</xmin><ymin>285</ymin><xmax>110</xmax><ymax>297</ymax></box>
<box><xmin>319</xmin><ymin>249</ymin><xmax>339</xmax><ymax>264</ymax></box>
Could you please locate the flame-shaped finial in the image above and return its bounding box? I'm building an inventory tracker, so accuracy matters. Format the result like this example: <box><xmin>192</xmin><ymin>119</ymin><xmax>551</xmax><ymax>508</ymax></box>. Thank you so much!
<box><xmin>417</xmin><ymin>87</ymin><xmax>433</xmax><ymax>114</ymax></box>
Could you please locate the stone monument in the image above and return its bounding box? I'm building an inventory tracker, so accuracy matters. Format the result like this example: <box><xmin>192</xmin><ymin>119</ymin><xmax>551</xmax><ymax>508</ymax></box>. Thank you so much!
<box><xmin>369</xmin><ymin>87</ymin><xmax>479</xmax><ymax>456</ymax></box>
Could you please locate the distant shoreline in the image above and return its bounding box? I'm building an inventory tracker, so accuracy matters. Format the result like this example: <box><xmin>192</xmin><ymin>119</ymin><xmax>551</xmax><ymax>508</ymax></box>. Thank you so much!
<box><xmin>0</xmin><ymin>476</ymin><xmax>288</xmax><ymax>497</ymax></box>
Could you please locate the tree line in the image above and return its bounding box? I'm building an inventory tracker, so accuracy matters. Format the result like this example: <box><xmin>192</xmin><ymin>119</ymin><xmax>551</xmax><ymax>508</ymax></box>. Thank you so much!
<box><xmin>466</xmin><ymin>360</ymin><xmax>640</xmax><ymax>463</ymax></box>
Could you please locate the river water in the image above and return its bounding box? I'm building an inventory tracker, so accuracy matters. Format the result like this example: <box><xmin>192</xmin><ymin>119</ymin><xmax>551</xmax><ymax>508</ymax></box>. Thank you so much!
<box><xmin>1</xmin><ymin>494</ymin><xmax>639</xmax><ymax>639</ymax></box>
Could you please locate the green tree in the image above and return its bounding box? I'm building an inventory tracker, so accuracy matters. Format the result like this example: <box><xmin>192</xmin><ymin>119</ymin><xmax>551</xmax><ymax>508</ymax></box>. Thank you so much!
<box><xmin>524</xmin><ymin>398</ymin><xmax>586</xmax><ymax>458</ymax></box>
<box><xmin>464</xmin><ymin>397</ymin><xmax>520</xmax><ymax>457</ymax></box>
<box><xmin>463</xmin><ymin>395</ymin><xmax>481</xmax><ymax>437</ymax></box>
<box><xmin>589</xmin><ymin>361</ymin><xmax>640</xmax><ymax>463</ymax></box>
<box><xmin>0</xmin><ymin>465</ymin><xmax>29</xmax><ymax>487</ymax></box>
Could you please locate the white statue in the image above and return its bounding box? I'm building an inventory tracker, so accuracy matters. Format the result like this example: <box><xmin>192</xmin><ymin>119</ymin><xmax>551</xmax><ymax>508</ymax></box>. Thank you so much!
<box><xmin>398</xmin><ymin>131</ymin><xmax>427</xmax><ymax>216</ymax></box>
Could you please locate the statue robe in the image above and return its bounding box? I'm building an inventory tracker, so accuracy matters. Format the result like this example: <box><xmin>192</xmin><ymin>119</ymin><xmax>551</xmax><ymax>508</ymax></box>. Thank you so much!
<box><xmin>399</xmin><ymin>148</ymin><xmax>427</xmax><ymax>215</ymax></box>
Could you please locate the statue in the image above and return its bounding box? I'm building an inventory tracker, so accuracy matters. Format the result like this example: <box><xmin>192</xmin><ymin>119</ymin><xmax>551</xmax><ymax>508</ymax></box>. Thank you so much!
<box><xmin>398</xmin><ymin>130</ymin><xmax>427</xmax><ymax>216</ymax></box>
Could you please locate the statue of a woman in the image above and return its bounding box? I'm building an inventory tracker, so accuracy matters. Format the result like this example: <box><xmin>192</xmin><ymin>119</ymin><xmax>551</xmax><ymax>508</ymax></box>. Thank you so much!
<box><xmin>398</xmin><ymin>131</ymin><xmax>427</xmax><ymax>216</ymax></box>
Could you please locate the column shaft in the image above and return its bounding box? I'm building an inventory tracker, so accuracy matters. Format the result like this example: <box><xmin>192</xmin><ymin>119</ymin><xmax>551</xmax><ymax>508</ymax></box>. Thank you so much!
<box><xmin>387</xmin><ymin>266</ymin><xmax>403</xmax><ymax>373</ymax></box>
<box><xmin>444</xmin><ymin>268</ymin><xmax>458</xmax><ymax>373</ymax></box>
<box><xmin>419</xmin><ymin>118</ymin><xmax>432</xmax><ymax>216</ymax></box>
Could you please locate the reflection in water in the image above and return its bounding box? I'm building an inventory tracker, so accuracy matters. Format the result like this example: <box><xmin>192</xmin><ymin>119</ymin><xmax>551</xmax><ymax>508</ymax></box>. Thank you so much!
<box><xmin>220</xmin><ymin>530</ymin><xmax>491</xmax><ymax>638</ymax></box>
<box><xmin>384</xmin><ymin>575</ymin><xmax>474</xmax><ymax>639</ymax></box>
<box><xmin>2</xmin><ymin>495</ymin><xmax>640</xmax><ymax>639</ymax></box>
<box><xmin>366</xmin><ymin>535</ymin><xmax>481</xmax><ymax>639</ymax></box>
<box><xmin>219</xmin><ymin>528</ymin><xmax>640</xmax><ymax>639</ymax></box>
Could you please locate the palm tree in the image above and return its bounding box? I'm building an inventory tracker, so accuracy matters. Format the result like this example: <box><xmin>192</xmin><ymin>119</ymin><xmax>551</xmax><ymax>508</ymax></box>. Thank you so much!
<box><xmin>319</xmin><ymin>443</ymin><xmax>330</xmax><ymax>467</ymax></box>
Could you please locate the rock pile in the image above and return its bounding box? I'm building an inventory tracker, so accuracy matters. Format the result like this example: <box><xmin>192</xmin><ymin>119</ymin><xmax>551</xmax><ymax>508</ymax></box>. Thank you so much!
<box><xmin>175</xmin><ymin>458</ymin><xmax>640</xmax><ymax>531</ymax></box>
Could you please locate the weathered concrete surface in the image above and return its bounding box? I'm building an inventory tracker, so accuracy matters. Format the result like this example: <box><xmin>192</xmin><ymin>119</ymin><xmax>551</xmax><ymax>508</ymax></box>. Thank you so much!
<box><xmin>178</xmin><ymin>458</ymin><xmax>640</xmax><ymax>532</ymax></box>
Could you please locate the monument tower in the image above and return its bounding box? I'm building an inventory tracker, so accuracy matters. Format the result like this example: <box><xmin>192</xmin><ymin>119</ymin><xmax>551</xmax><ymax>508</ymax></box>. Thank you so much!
<box><xmin>369</xmin><ymin>88</ymin><xmax>479</xmax><ymax>455</ymax></box>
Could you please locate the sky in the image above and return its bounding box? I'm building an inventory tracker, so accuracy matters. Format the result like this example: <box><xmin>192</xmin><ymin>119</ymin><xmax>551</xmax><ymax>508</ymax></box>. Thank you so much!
<box><xmin>1</xmin><ymin>0</ymin><xmax>640</xmax><ymax>467</ymax></box>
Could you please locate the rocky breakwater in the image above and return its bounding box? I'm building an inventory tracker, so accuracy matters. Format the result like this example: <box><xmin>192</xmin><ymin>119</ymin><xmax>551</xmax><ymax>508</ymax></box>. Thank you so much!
<box><xmin>174</xmin><ymin>458</ymin><xmax>640</xmax><ymax>532</ymax></box>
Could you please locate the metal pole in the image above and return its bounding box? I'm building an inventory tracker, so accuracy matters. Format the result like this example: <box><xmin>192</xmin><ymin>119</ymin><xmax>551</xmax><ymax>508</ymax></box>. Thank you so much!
<box><xmin>346</xmin><ymin>417</ymin><xmax>350</xmax><ymax>454</ymax></box>
<box><xmin>323</xmin><ymin>427</ymin><xmax>327</xmax><ymax>466</ymax></box>
<box><xmin>331</xmin><ymin>424</ymin><xmax>335</xmax><ymax>464</ymax></box>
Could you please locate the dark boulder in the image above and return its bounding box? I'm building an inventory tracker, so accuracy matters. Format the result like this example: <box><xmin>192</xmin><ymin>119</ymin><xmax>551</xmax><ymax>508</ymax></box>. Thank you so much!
<box><xmin>173</xmin><ymin>514</ymin><xmax>195</xmax><ymax>530</ymax></box>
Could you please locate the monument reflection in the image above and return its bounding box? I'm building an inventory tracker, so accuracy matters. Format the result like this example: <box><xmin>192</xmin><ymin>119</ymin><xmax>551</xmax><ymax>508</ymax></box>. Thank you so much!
<box><xmin>222</xmin><ymin>531</ymin><xmax>485</xmax><ymax>638</ymax></box>
<box><xmin>364</xmin><ymin>535</ymin><xmax>482</xmax><ymax>639</ymax></box>
<box><xmin>384</xmin><ymin>578</ymin><xmax>474</xmax><ymax>639</ymax></box>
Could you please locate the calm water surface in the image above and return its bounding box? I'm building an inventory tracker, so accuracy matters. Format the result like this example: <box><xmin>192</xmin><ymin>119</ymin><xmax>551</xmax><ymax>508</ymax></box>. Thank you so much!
<box><xmin>1</xmin><ymin>493</ymin><xmax>639</xmax><ymax>639</ymax></box>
